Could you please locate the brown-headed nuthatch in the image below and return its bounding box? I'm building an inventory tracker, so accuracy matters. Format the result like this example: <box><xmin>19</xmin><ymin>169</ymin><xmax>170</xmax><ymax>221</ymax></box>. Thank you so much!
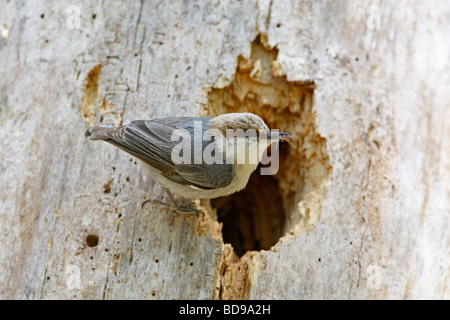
<box><xmin>85</xmin><ymin>112</ymin><xmax>291</xmax><ymax>213</ymax></box>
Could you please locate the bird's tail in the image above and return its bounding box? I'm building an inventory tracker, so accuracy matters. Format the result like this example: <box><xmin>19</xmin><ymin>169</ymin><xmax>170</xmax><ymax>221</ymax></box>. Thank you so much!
<box><xmin>85</xmin><ymin>126</ymin><xmax>114</xmax><ymax>140</ymax></box>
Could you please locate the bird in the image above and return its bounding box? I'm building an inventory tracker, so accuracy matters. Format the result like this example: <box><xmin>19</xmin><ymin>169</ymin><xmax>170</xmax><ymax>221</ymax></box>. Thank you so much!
<box><xmin>85</xmin><ymin>112</ymin><xmax>291</xmax><ymax>214</ymax></box>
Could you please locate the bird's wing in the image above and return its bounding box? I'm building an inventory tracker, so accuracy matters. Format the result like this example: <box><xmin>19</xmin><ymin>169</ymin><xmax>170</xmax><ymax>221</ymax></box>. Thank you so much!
<box><xmin>87</xmin><ymin>117</ymin><xmax>234</xmax><ymax>190</ymax></box>
<box><xmin>173</xmin><ymin>163</ymin><xmax>234</xmax><ymax>190</ymax></box>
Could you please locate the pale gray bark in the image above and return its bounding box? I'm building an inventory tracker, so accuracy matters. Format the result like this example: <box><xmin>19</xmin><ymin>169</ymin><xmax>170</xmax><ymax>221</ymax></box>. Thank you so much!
<box><xmin>0</xmin><ymin>0</ymin><xmax>448</xmax><ymax>299</ymax></box>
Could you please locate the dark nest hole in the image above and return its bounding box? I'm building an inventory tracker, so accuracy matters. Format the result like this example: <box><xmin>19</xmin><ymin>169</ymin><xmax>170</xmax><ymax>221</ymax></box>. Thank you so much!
<box><xmin>211</xmin><ymin>142</ymin><xmax>290</xmax><ymax>257</ymax></box>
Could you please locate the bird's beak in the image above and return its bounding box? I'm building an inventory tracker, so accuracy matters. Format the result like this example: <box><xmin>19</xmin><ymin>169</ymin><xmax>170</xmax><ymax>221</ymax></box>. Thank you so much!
<box><xmin>279</xmin><ymin>132</ymin><xmax>292</xmax><ymax>141</ymax></box>
<box><xmin>267</xmin><ymin>131</ymin><xmax>292</xmax><ymax>142</ymax></box>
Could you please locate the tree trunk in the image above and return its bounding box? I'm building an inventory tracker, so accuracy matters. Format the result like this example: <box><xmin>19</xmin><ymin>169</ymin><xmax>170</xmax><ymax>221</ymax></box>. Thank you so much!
<box><xmin>0</xmin><ymin>0</ymin><xmax>448</xmax><ymax>299</ymax></box>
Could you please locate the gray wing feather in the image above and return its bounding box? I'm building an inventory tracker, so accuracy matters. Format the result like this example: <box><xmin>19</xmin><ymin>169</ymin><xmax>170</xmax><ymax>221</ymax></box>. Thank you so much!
<box><xmin>174</xmin><ymin>163</ymin><xmax>234</xmax><ymax>190</ymax></box>
<box><xmin>88</xmin><ymin>117</ymin><xmax>234</xmax><ymax>190</ymax></box>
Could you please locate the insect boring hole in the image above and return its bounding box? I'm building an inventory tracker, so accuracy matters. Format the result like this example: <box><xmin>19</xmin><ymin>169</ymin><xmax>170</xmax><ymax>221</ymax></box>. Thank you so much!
<box><xmin>204</xmin><ymin>34</ymin><xmax>331</xmax><ymax>258</ymax></box>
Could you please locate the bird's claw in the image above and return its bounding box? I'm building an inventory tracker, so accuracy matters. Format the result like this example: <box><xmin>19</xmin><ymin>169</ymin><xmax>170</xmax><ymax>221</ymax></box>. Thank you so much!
<box><xmin>174</xmin><ymin>202</ymin><xmax>202</xmax><ymax>215</ymax></box>
<box><xmin>141</xmin><ymin>199</ymin><xmax>201</xmax><ymax>215</ymax></box>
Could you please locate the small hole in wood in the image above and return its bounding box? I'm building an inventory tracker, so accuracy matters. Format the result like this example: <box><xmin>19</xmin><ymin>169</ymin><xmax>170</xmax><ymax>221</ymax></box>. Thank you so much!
<box><xmin>86</xmin><ymin>235</ymin><xmax>99</xmax><ymax>247</ymax></box>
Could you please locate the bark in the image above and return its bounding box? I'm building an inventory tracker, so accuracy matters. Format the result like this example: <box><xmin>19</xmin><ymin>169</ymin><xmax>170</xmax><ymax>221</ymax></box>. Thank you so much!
<box><xmin>0</xmin><ymin>0</ymin><xmax>448</xmax><ymax>299</ymax></box>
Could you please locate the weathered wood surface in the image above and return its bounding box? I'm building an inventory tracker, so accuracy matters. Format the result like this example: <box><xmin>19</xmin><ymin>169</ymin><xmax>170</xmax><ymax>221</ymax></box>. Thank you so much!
<box><xmin>0</xmin><ymin>0</ymin><xmax>448</xmax><ymax>299</ymax></box>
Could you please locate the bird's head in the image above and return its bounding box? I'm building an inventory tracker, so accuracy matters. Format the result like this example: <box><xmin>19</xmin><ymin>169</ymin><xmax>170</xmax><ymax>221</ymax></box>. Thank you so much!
<box><xmin>209</xmin><ymin>112</ymin><xmax>291</xmax><ymax>142</ymax></box>
<box><xmin>209</xmin><ymin>112</ymin><xmax>268</xmax><ymax>133</ymax></box>
<box><xmin>208</xmin><ymin>113</ymin><xmax>291</xmax><ymax>165</ymax></box>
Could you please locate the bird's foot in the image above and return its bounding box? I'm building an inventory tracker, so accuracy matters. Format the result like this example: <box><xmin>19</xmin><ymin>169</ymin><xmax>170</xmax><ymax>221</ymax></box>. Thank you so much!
<box><xmin>141</xmin><ymin>199</ymin><xmax>201</xmax><ymax>215</ymax></box>
<box><xmin>141</xmin><ymin>199</ymin><xmax>169</xmax><ymax>208</ymax></box>
<box><xmin>173</xmin><ymin>202</ymin><xmax>202</xmax><ymax>215</ymax></box>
